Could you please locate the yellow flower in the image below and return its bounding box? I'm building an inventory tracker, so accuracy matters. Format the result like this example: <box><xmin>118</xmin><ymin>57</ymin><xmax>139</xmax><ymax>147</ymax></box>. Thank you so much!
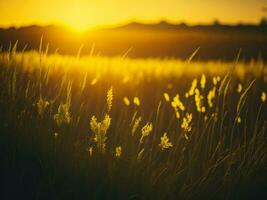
<box><xmin>54</xmin><ymin>103</ymin><xmax>71</xmax><ymax>126</ymax></box>
<box><xmin>37</xmin><ymin>97</ymin><xmax>49</xmax><ymax>116</ymax></box>
<box><xmin>181</xmin><ymin>113</ymin><xmax>192</xmax><ymax>134</ymax></box>
<box><xmin>172</xmin><ymin>94</ymin><xmax>185</xmax><ymax>111</ymax></box>
<box><xmin>133</xmin><ymin>97</ymin><xmax>140</xmax><ymax>106</ymax></box>
<box><xmin>213</xmin><ymin>76</ymin><xmax>221</xmax><ymax>85</ymax></box>
<box><xmin>195</xmin><ymin>89</ymin><xmax>205</xmax><ymax>113</ymax></box>
<box><xmin>261</xmin><ymin>92</ymin><xmax>266</xmax><ymax>103</ymax></box>
<box><xmin>163</xmin><ymin>92</ymin><xmax>170</xmax><ymax>102</ymax></box>
<box><xmin>207</xmin><ymin>87</ymin><xmax>216</xmax><ymax>108</ymax></box>
<box><xmin>186</xmin><ymin>79</ymin><xmax>198</xmax><ymax>97</ymax></box>
<box><xmin>200</xmin><ymin>74</ymin><xmax>206</xmax><ymax>89</ymax></box>
<box><xmin>181</xmin><ymin>113</ymin><xmax>192</xmax><ymax>131</ymax></box>
<box><xmin>175</xmin><ymin>111</ymin><xmax>180</xmax><ymax>119</ymax></box>
<box><xmin>237</xmin><ymin>83</ymin><xmax>242</xmax><ymax>93</ymax></box>
<box><xmin>171</xmin><ymin>94</ymin><xmax>185</xmax><ymax>119</ymax></box>
<box><xmin>90</xmin><ymin>114</ymin><xmax>111</xmax><ymax>153</ymax></box>
<box><xmin>115</xmin><ymin>146</ymin><xmax>122</xmax><ymax>158</ymax></box>
<box><xmin>140</xmin><ymin>122</ymin><xmax>153</xmax><ymax>143</ymax></box>
<box><xmin>123</xmin><ymin>97</ymin><xmax>130</xmax><ymax>106</ymax></box>
<box><xmin>159</xmin><ymin>132</ymin><xmax>173</xmax><ymax>150</ymax></box>
<box><xmin>107</xmin><ymin>87</ymin><xmax>113</xmax><ymax>112</ymax></box>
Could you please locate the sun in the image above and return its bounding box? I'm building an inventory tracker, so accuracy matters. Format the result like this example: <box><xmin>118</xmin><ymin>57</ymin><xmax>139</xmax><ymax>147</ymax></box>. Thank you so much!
<box><xmin>66</xmin><ymin>15</ymin><xmax>91</xmax><ymax>32</ymax></box>
<box><xmin>68</xmin><ymin>21</ymin><xmax>89</xmax><ymax>32</ymax></box>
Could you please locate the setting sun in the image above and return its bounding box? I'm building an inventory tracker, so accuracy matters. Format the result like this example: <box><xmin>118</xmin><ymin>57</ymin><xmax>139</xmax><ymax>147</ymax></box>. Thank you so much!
<box><xmin>65</xmin><ymin>16</ymin><xmax>91</xmax><ymax>32</ymax></box>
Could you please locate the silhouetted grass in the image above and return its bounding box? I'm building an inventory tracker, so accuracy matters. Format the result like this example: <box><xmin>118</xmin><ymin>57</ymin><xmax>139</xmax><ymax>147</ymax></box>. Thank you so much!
<box><xmin>0</xmin><ymin>47</ymin><xmax>266</xmax><ymax>199</ymax></box>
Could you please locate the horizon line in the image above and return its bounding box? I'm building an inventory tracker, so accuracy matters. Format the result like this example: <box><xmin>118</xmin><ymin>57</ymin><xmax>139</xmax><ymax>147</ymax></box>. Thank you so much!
<box><xmin>1</xmin><ymin>18</ymin><xmax>267</xmax><ymax>31</ymax></box>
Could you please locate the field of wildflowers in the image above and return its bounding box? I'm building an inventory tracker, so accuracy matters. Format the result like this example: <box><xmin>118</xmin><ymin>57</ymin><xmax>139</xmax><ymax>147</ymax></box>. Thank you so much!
<box><xmin>0</xmin><ymin>47</ymin><xmax>266</xmax><ymax>199</ymax></box>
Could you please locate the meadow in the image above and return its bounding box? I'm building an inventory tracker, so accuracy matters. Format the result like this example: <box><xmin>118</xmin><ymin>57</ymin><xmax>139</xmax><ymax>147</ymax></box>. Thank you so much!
<box><xmin>0</xmin><ymin>46</ymin><xmax>267</xmax><ymax>199</ymax></box>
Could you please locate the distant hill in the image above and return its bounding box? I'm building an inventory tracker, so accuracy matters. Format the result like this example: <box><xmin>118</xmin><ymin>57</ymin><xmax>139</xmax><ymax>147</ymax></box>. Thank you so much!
<box><xmin>1</xmin><ymin>22</ymin><xmax>267</xmax><ymax>60</ymax></box>
<box><xmin>112</xmin><ymin>21</ymin><xmax>267</xmax><ymax>31</ymax></box>
<box><xmin>110</xmin><ymin>21</ymin><xmax>186</xmax><ymax>30</ymax></box>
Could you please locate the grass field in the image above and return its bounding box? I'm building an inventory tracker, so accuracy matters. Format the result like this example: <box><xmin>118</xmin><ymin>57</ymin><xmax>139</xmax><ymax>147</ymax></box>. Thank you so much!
<box><xmin>0</xmin><ymin>46</ymin><xmax>267</xmax><ymax>199</ymax></box>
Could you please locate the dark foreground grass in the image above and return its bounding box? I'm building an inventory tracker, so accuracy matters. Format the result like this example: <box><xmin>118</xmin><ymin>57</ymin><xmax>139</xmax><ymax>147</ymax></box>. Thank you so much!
<box><xmin>0</xmin><ymin>50</ymin><xmax>267</xmax><ymax>199</ymax></box>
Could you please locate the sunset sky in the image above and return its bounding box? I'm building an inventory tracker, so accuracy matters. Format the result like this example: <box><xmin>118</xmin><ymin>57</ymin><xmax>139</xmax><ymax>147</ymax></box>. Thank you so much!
<box><xmin>0</xmin><ymin>0</ymin><xmax>266</xmax><ymax>31</ymax></box>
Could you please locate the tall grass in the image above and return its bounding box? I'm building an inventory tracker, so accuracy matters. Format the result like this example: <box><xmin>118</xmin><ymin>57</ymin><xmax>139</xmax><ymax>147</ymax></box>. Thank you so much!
<box><xmin>0</xmin><ymin>47</ymin><xmax>266</xmax><ymax>199</ymax></box>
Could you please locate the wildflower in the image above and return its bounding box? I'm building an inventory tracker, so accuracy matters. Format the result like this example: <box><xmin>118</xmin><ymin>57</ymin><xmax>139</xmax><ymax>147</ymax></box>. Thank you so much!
<box><xmin>171</xmin><ymin>94</ymin><xmax>185</xmax><ymax>119</ymax></box>
<box><xmin>175</xmin><ymin>111</ymin><xmax>181</xmax><ymax>119</ymax></box>
<box><xmin>163</xmin><ymin>92</ymin><xmax>170</xmax><ymax>102</ymax></box>
<box><xmin>195</xmin><ymin>89</ymin><xmax>205</xmax><ymax>113</ymax></box>
<box><xmin>159</xmin><ymin>132</ymin><xmax>173</xmax><ymax>150</ymax></box>
<box><xmin>107</xmin><ymin>87</ymin><xmax>113</xmax><ymax>112</ymax></box>
<box><xmin>90</xmin><ymin>114</ymin><xmax>111</xmax><ymax>153</ymax></box>
<box><xmin>133</xmin><ymin>97</ymin><xmax>140</xmax><ymax>106</ymax></box>
<box><xmin>37</xmin><ymin>97</ymin><xmax>49</xmax><ymax>116</ymax></box>
<box><xmin>90</xmin><ymin>116</ymin><xmax>98</xmax><ymax>135</ymax></box>
<box><xmin>237</xmin><ymin>83</ymin><xmax>242</xmax><ymax>93</ymax></box>
<box><xmin>261</xmin><ymin>92</ymin><xmax>266</xmax><ymax>102</ymax></box>
<box><xmin>181</xmin><ymin>113</ymin><xmax>192</xmax><ymax>140</ymax></box>
<box><xmin>140</xmin><ymin>122</ymin><xmax>153</xmax><ymax>143</ymax></box>
<box><xmin>181</xmin><ymin>113</ymin><xmax>192</xmax><ymax>132</ymax></box>
<box><xmin>207</xmin><ymin>87</ymin><xmax>216</xmax><ymax>108</ymax></box>
<box><xmin>115</xmin><ymin>146</ymin><xmax>122</xmax><ymax>157</ymax></box>
<box><xmin>172</xmin><ymin>94</ymin><xmax>185</xmax><ymax>111</ymax></box>
<box><xmin>186</xmin><ymin>79</ymin><xmax>197</xmax><ymax>97</ymax></box>
<box><xmin>123</xmin><ymin>97</ymin><xmax>130</xmax><ymax>106</ymax></box>
<box><xmin>200</xmin><ymin>74</ymin><xmax>206</xmax><ymax>89</ymax></box>
<box><xmin>54</xmin><ymin>103</ymin><xmax>71</xmax><ymax>126</ymax></box>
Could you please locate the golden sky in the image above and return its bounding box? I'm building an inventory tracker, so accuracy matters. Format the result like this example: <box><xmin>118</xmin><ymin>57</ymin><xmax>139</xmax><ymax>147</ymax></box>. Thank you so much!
<box><xmin>0</xmin><ymin>0</ymin><xmax>266</xmax><ymax>31</ymax></box>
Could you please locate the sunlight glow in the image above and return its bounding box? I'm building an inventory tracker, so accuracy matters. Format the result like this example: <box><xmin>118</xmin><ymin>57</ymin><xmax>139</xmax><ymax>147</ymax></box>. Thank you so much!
<box><xmin>0</xmin><ymin>0</ymin><xmax>266</xmax><ymax>28</ymax></box>
<box><xmin>61</xmin><ymin>4</ymin><xmax>92</xmax><ymax>32</ymax></box>
<box><xmin>67</xmin><ymin>21</ymin><xmax>90</xmax><ymax>32</ymax></box>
